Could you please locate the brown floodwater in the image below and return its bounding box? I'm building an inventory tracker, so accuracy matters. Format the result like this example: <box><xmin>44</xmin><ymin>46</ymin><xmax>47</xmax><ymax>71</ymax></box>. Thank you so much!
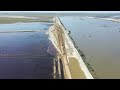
<box><xmin>60</xmin><ymin>16</ymin><xmax>120</xmax><ymax>79</ymax></box>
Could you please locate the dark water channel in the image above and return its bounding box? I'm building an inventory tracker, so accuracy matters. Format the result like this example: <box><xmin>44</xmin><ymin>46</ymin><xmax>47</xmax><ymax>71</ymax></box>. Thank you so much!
<box><xmin>0</xmin><ymin>22</ymin><xmax>55</xmax><ymax>79</ymax></box>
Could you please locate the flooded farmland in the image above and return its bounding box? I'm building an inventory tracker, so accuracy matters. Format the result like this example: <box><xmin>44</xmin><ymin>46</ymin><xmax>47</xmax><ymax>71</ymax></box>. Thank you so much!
<box><xmin>1</xmin><ymin>11</ymin><xmax>120</xmax><ymax>79</ymax></box>
<box><xmin>60</xmin><ymin>16</ymin><xmax>120</xmax><ymax>79</ymax></box>
<box><xmin>0</xmin><ymin>22</ymin><xmax>56</xmax><ymax>79</ymax></box>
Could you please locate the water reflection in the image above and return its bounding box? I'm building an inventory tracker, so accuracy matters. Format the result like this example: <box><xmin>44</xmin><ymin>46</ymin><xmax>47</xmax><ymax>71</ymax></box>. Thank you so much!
<box><xmin>0</xmin><ymin>22</ymin><xmax>55</xmax><ymax>79</ymax></box>
<box><xmin>0</xmin><ymin>22</ymin><xmax>53</xmax><ymax>31</ymax></box>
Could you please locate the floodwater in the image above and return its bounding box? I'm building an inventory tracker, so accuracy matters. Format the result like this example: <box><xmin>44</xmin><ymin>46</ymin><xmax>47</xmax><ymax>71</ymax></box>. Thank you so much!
<box><xmin>0</xmin><ymin>22</ymin><xmax>55</xmax><ymax>79</ymax></box>
<box><xmin>0</xmin><ymin>22</ymin><xmax>53</xmax><ymax>30</ymax></box>
<box><xmin>60</xmin><ymin>16</ymin><xmax>120</xmax><ymax>79</ymax></box>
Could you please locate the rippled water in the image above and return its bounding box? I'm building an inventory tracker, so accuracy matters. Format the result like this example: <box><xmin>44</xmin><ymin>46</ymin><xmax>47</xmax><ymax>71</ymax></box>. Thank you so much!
<box><xmin>60</xmin><ymin>16</ymin><xmax>120</xmax><ymax>79</ymax></box>
<box><xmin>0</xmin><ymin>22</ymin><xmax>55</xmax><ymax>79</ymax></box>
<box><xmin>0</xmin><ymin>22</ymin><xmax>52</xmax><ymax>30</ymax></box>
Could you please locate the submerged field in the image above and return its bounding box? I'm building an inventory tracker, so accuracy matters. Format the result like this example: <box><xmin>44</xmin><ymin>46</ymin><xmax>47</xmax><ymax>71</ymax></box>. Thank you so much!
<box><xmin>60</xmin><ymin>16</ymin><xmax>120</xmax><ymax>79</ymax></box>
<box><xmin>0</xmin><ymin>17</ymin><xmax>33</xmax><ymax>24</ymax></box>
<box><xmin>0</xmin><ymin>16</ymin><xmax>53</xmax><ymax>24</ymax></box>
<box><xmin>0</xmin><ymin>16</ymin><xmax>56</xmax><ymax>79</ymax></box>
<box><xmin>1</xmin><ymin>12</ymin><xmax>120</xmax><ymax>79</ymax></box>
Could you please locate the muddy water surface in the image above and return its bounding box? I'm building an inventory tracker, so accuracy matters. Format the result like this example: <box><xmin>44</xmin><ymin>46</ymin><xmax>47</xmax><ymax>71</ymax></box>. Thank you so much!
<box><xmin>60</xmin><ymin>16</ymin><xmax>120</xmax><ymax>79</ymax></box>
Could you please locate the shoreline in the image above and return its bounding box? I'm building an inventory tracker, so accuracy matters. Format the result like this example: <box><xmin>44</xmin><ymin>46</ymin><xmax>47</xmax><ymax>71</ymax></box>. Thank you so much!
<box><xmin>56</xmin><ymin>17</ymin><xmax>94</xmax><ymax>79</ymax></box>
<box><xmin>48</xmin><ymin>17</ymin><xmax>94</xmax><ymax>79</ymax></box>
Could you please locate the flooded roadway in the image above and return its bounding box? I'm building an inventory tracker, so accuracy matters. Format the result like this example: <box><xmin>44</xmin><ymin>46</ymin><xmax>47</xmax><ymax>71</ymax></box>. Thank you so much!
<box><xmin>60</xmin><ymin>16</ymin><xmax>120</xmax><ymax>79</ymax></box>
<box><xmin>0</xmin><ymin>22</ymin><xmax>56</xmax><ymax>79</ymax></box>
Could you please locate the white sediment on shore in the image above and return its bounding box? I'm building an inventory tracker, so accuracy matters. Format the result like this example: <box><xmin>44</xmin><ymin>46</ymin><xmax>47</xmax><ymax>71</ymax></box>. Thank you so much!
<box><xmin>64</xmin><ymin>31</ymin><xmax>93</xmax><ymax>79</ymax></box>
<box><xmin>86</xmin><ymin>16</ymin><xmax>120</xmax><ymax>22</ymax></box>
<box><xmin>100</xmin><ymin>18</ymin><xmax>120</xmax><ymax>22</ymax></box>
<box><xmin>48</xmin><ymin>25</ymin><xmax>72</xmax><ymax>79</ymax></box>
<box><xmin>85</xmin><ymin>16</ymin><xmax>95</xmax><ymax>18</ymax></box>
<box><xmin>48</xmin><ymin>26</ymin><xmax>62</xmax><ymax>56</ymax></box>
<box><xmin>56</xmin><ymin>17</ymin><xmax>93</xmax><ymax>79</ymax></box>
<box><xmin>49</xmin><ymin>17</ymin><xmax>94</xmax><ymax>79</ymax></box>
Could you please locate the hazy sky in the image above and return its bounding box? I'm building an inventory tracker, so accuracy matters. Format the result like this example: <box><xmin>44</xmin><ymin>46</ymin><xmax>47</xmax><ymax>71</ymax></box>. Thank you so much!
<box><xmin>0</xmin><ymin>11</ymin><xmax>120</xmax><ymax>13</ymax></box>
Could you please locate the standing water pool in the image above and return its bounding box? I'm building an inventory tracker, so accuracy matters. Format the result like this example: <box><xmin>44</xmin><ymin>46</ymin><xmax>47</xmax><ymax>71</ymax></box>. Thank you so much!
<box><xmin>0</xmin><ymin>22</ymin><xmax>56</xmax><ymax>79</ymax></box>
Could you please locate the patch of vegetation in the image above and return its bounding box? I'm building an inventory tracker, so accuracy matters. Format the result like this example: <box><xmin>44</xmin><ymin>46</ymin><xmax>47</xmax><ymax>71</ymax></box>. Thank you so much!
<box><xmin>0</xmin><ymin>17</ymin><xmax>53</xmax><ymax>24</ymax></box>
<box><xmin>0</xmin><ymin>17</ymin><xmax>33</xmax><ymax>24</ymax></box>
